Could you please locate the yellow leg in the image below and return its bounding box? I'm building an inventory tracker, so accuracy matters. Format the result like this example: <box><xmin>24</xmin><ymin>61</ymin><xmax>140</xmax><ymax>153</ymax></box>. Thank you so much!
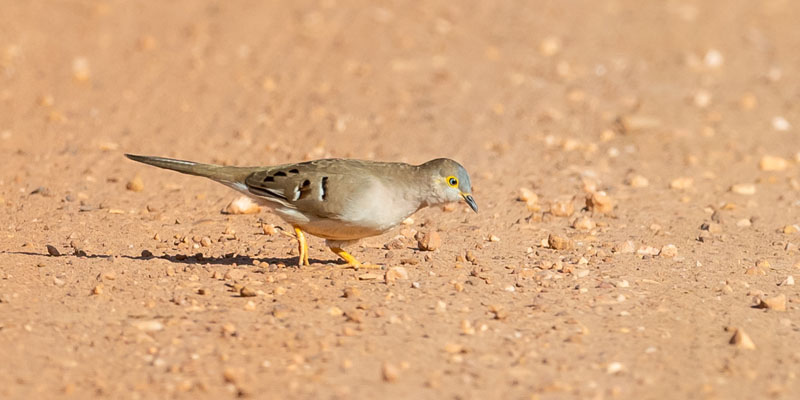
<box><xmin>294</xmin><ymin>227</ymin><xmax>310</xmax><ymax>266</ymax></box>
<box><xmin>329</xmin><ymin>247</ymin><xmax>380</xmax><ymax>269</ymax></box>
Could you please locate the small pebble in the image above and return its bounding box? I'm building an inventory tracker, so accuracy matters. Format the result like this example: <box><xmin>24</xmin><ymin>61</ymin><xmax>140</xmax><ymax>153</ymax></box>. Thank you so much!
<box><xmin>133</xmin><ymin>320</ymin><xmax>164</xmax><ymax>332</ymax></box>
<box><xmin>222</xmin><ymin>368</ymin><xmax>239</xmax><ymax>384</ymax></box>
<box><xmin>518</xmin><ymin>188</ymin><xmax>538</xmax><ymax>204</ymax></box>
<box><xmin>91</xmin><ymin>284</ymin><xmax>104</xmax><ymax>295</ymax></box>
<box><xmin>261</xmin><ymin>224</ymin><xmax>277</xmax><ymax>235</ymax></box>
<box><xmin>755</xmin><ymin>259</ymin><xmax>771</xmax><ymax>269</ymax></box>
<box><xmin>222</xmin><ymin>196</ymin><xmax>261</xmax><ymax>215</ymax></box>
<box><xmin>328</xmin><ymin>306</ymin><xmax>344</xmax><ymax>317</ymax></box>
<box><xmin>730</xmin><ymin>183</ymin><xmax>756</xmax><ymax>195</ymax></box>
<box><xmin>240</xmin><ymin>287</ymin><xmax>257</xmax><ymax>297</ymax></box>
<box><xmin>272</xmin><ymin>306</ymin><xmax>289</xmax><ymax>318</ymax></box>
<box><xmin>343</xmin><ymin>287</ymin><xmax>361</xmax><ymax>298</ymax></box>
<box><xmin>753</xmin><ymin>294</ymin><xmax>786</xmax><ymax>311</ymax></box>
<box><xmin>736</xmin><ymin>219</ymin><xmax>752</xmax><ymax>227</ymax></box>
<box><xmin>547</xmin><ymin>234</ymin><xmax>574</xmax><ymax>250</ymax></box>
<box><xmin>740</xmin><ymin>93</ymin><xmax>758</xmax><ymax>110</ymax></box>
<box><xmin>693</xmin><ymin>90</ymin><xmax>712</xmax><ymax>108</ymax></box>
<box><xmin>71</xmin><ymin>241</ymin><xmax>87</xmax><ymax>257</ymax></box>
<box><xmin>384</xmin><ymin>235</ymin><xmax>408</xmax><ymax>250</ymax></box>
<box><xmin>606</xmin><ymin>362</ymin><xmax>624</xmax><ymax>375</ymax></box>
<box><xmin>224</xmin><ymin>269</ymin><xmax>246</xmax><ymax>281</ymax></box>
<box><xmin>550</xmin><ymin>197</ymin><xmax>574</xmax><ymax>217</ymax></box>
<box><xmin>126</xmin><ymin>176</ymin><xmax>144</xmax><ymax>192</ymax></box>
<box><xmin>637</xmin><ymin>246</ymin><xmax>660</xmax><ymax>256</ymax></box>
<box><xmin>616</xmin><ymin>115</ymin><xmax>661</xmax><ymax>134</ymax></box>
<box><xmin>443</xmin><ymin>342</ymin><xmax>464</xmax><ymax>354</ymax></box>
<box><xmin>539</xmin><ymin>36</ymin><xmax>561</xmax><ymax>56</ymax></box>
<box><xmin>358</xmin><ymin>273</ymin><xmax>382</xmax><ymax>281</ymax></box>
<box><xmin>30</xmin><ymin>186</ymin><xmax>52</xmax><ymax>196</ymax></box>
<box><xmin>670</xmin><ymin>177</ymin><xmax>693</xmax><ymax>190</ymax></box>
<box><xmin>416</xmin><ymin>231</ymin><xmax>442</xmax><ymax>251</ymax></box>
<box><xmin>704</xmin><ymin>49</ymin><xmax>724</xmax><ymax>68</ymax></box>
<box><xmin>572</xmin><ymin>216</ymin><xmax>595</xmax><ymax>231</ymax></box>
<box><xmin>345</xmin><ymin>310</ymin><xmax>364</xmax><ymax>323</ymax></box>
<box><xmin>729</xmin><ymin>328</ymin><xmax>755</xmax><ymax>350</ymax></box>
<box><xmin>385</xmin><ymin>267</ymin><xmax>409</xmax><ymax>284</ymax></box>
<box><xmin>772</xmin><ymin>116</ymin><xmax>791</xmax><ymax>132</ymax></box>
<box><xmin>702</xmin><ymin>222</ymin><xmax>723</xmax><ymax>234</ymax></box>
<box><xmin>487</xmin><ymin>304</ymin><xmax>507</xmax><ymax>320</ymax></box>
<box><xmin>613</xmin><ymin>240</ymin><xmax>636</xmax><ymax>254</ymax></box>
<box><xmin>382</xmin><ymin>363</ymin><xmax>400</xmax><ymax>383</ymax></box>
<box><xmin>72</xmin><ymin>57</ymin><xmax>91</xmax><ymax>81</ymax></box>
<box><xmin>626</xmin><ymin>174</ymin><xmax>649</xmax><ymax>188</ymax></box>
<box><xmin>759</xmin><ymin>156</ymin><xmax>788</xmax><ymax>172</ymax></box>
<box><xmin>460</xmin><ymin>320</ymin><xmax>475</xmax><ymax>335</ymax></box>
<box><xmin>46</xmin><ymin>245</ymin><xmax>60</xmax><ymax>257</ymax></box>
<box><xmin>465</xmin><ymin>251</ymin><xmax>477</xmax><ymax>263</ymax></box>
<box><xmin>221</xmin><ymin>323</ymin><xmax>237</xmax><ymax>335</ymax></box>
<box><xmin>586</xmin><ymin>192</ymin><xmax>614</xmax><ymax>214</ymax></box>
<box><xmin>658</xmin><ymin>244</ymin><xmax>678</xmax><ymax>258</ymax></box>
<box><xmin>744</xmin><ymin>266</ymin><xmax>766</xmax><ymax>276</ymax></box>
<box><xmin>779</xmin><ymin>276</ymin><xmax>795</xmax><ymax>286</ymax></box>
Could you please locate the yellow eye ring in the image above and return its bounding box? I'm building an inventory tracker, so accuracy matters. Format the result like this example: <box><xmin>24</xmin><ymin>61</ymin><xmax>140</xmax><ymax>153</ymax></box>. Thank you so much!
<box><xmin>447</xmin><ymin>176</ymin><xmax>459</xmax><ymax>187</ymax></box>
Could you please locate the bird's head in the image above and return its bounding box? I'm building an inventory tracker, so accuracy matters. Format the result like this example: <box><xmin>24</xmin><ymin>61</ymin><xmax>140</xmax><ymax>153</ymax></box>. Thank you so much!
<box><xmin>421</xmin><ymin>158</ymin><xmax>478</xmax><ymax>212</ymax></box>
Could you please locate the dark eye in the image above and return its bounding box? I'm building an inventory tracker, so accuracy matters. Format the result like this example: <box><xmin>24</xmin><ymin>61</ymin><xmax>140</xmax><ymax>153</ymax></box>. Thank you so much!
<box><xmin>448</xmin><ymin>177</ymin><xmax>458</xmax><ymax>187</ymax></box>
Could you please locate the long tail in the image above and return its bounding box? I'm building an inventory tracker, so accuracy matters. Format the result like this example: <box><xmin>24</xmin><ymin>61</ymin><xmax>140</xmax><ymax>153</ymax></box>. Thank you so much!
<box><xmin>125</xmin><ymin>154</ymin><xmax>254</xmax><ymax>190</ymax></box>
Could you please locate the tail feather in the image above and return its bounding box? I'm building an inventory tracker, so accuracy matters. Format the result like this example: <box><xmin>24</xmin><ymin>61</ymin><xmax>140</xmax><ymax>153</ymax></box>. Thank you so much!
<box><xmin>125</xmin><ymin>154</ymin><xmax>253</xmax><ymax>189</ymax></box>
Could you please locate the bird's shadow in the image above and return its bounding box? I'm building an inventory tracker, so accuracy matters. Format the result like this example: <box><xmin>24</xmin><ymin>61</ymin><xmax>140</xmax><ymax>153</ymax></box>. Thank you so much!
<box><xmin>6</xmin><ymin>250</ymin><xmax>341</xmax><ymax>268</ymax></box>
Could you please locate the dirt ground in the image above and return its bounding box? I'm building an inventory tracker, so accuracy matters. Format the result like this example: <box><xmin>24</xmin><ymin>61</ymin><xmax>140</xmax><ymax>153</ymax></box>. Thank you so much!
<box><xmin>2</xmin><ymin>0</ymin><xmax>800</xmax><ymax>399</ymax></box>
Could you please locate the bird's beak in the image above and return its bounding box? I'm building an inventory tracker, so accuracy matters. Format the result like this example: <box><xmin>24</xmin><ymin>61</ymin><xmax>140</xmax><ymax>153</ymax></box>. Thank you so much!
<box><xmin>462</xmin><ymin>193</ymin><xmax>478</xmax><ymax>213</ymax></box>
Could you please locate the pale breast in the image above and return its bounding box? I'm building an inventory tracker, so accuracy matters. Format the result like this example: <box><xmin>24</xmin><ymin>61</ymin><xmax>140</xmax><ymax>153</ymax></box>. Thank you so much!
<box><xmin>300</xmin><ymin>178</ymin><xmax>420</xmax><ymax>240</ymax></box>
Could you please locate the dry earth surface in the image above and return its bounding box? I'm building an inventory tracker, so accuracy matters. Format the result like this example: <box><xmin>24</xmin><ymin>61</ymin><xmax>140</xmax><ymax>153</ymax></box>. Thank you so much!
<box><xmin>2</xmin><ymin>0</ymin><xmax>800</xmax><ymax>399</ymax></box>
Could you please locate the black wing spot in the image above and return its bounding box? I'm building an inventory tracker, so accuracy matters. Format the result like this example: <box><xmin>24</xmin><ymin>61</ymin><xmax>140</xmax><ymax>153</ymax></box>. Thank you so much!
<box><xmin>321</xmin><ymin>176</ymin><xmax>329</xmax><ymax>200</ymax></box>
<box><xmin>289</xmin><ymin>168</ymin><xmax>300</xmax><ymax>174</ymax></box>
<box><xmin>274</xmin><ymin>171</ymin><xmax>287</xmax><ymax>177</ymax></box>
<box><xmin>297</xmin><ymin>179</ymin><xmax>312</xmax><ymax>200</ymax></box>
<box><xmin>263</xmin><ymin>176</ymin><xmax>275</xmax><ymax>182</ymax></box>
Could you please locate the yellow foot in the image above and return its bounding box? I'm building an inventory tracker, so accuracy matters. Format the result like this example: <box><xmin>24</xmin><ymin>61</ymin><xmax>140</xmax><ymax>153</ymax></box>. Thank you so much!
<box><xmin>294</xmin><ymin>226</ymin><xmax>310</xmax><ymax>266</ymax></box>
<box><xmin>329</xmin><ymin>247</ymin><xmax>381</xmax><ymax>269</ymax></box>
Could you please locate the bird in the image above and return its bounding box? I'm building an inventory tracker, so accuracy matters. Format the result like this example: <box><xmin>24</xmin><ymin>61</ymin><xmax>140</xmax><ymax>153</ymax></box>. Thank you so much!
<box><xmin>125</xmin><ymin>154</ymin><xmax>478</xmax><ymax>268</ymax></box>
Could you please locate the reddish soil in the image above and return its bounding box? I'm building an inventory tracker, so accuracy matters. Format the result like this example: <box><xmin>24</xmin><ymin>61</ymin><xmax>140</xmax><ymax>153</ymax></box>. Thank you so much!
<box><xmin>2</xmin><ymin>1</ymin><xmax>800</xmax><ymax>399</ymax></box>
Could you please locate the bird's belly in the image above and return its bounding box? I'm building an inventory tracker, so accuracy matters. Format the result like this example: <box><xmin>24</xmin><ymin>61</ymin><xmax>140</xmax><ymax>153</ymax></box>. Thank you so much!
<box><xmin>300</xmin><ymin>219</ymin><xmax>387</xmax><ymax>241</ymax></box>
<box><xmin>249</xmin><ymin>179</ymin><xmax>420</xmax><ymax>241</ymax></box>
<box><xmin>252</xmin><ymin>199</ymin><xmax>402</xmax><ymax>240</ymax></box>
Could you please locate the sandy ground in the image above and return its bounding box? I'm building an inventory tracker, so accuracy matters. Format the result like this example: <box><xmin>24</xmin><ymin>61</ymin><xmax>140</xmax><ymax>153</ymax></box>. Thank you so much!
<box><xmin>2</xmin><ymin>0</ymin><xmax>800</xmax><ymax>399</ymax></box>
